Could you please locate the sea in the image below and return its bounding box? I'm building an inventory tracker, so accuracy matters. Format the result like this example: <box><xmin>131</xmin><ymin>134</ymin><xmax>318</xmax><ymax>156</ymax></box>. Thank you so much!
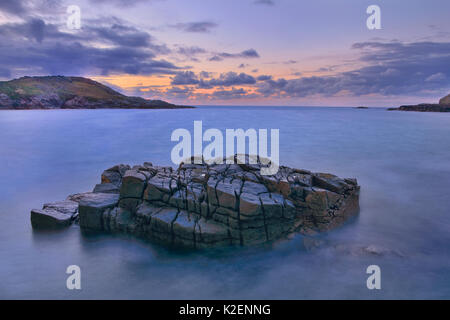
<box><xmin>0</xmin><ymin>106</ymin><xmax>449</xmax><ymax>299</ymax></box>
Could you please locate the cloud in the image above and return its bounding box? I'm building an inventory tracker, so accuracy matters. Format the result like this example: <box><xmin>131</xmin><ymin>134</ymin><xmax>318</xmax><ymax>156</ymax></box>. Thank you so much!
<box><xmin>211</xmin><ymin>88</ymin><xmax>250</xmax><ymax>100</ymax></box>
<box><xmin>257</xmin><ymin>75</ymin><xmax>272</xmax><ymax>81</ymax></box>
<box><xmin>170</xmin><ymin>71</ymin><xmax>257</xmax><ymax>88</ymax></box>
<box><xmin>134</xmin><ymin>85</ymin><xmax>257</xmax><ymax>102</ymax></box>
<box><xmin>257</xmin><ymin>40</ymin><xmax>450</xmax><ymax>98</ymax></box>
<box><xmin>164</xmin><ymin>86</ymin><xmax>193</xmax><ymax>99</ymax></box>
<box><xmin>88</xmin><ymin>24</ymin><xmax>154</xmax><ymax>48</ymax></box>
<box><xmin>1</xmin><ymin>2</ymin><xmax>448</xmax><ymax>105</ymax></box>
<box><xmin>0</xmin><ymin>67</ymin><xmax>11</xmax><ymax>78</ymax></box>
<box><xmin>209</xmin><ymin>55</ymin><xmax>224</xmax><ymax>62</ymax></box>
<box><xmin>175</xmin><ymin>46</ymin><xmax>206</xmax><ymax>56</ymax></box>
<box><xmin>166</xmin><ymin>40</ymin><xmax>450</xmax><ymax>102</ymax></box>
<box><xmin>0</xmin><ymin>18</ymin><xmax>65</xmax><ymax>43</ymax></box>
<box><xmin>172</xmin><ymin>46</ymin><xmax>207</xmax><ymax>62</ymax></box>
<box><xmin>209</xmin><ymin>49</ymin><xmax>260</xmax><ymax>61</ymax></box>
<box><xmin>134</xmin><ymin>40</ymin><xmax>450</xmax><ymax>102</ymax></box>
<box><xmin>171</xmin><ymin>71</ymin><xmax>199</xmax><ymax>85</ymax></box>
<box><xmin>425</xmin><ymin>72</ymin><xmax>446</xmax><ymax>82</ymax></box>
<box><xmin>199</xmin><ymin>71</ymin><xmax>213</xmax><ymax>78</ymax></box>
<box><xmin>198</xmin><ymin>72</ymin><xmax>256</xmax><ymax>88</ymax></box>
<box><xmin>93</xmin><ymin>0</ymin><xmax>161</xmax><ymax>7</ymax></box>
<box><xmin>171</xmin><ymin>21</ymin><xmax>218</xmax><ymax>33</ymax></box>
<box><xmin>0</xmin><ymin>0</ymin><xmax>65</xmax><ymax>17</ymax></box>
<box><xmin>0</xmin><ymin>17</ymin><xmax>180</xmax><ymax>77</ymax></box>
<box><xmin>0</xmin><ymin>0</ymin><xmax>26</xmax><ymax>14</ymax></box>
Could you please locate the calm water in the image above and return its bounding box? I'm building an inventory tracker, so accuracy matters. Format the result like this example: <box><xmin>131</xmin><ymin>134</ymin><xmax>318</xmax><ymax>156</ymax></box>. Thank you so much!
<box><xmin>1</xmin><ymin>106</ymin><xmax>450</xmax><ymax>299</ymax></box>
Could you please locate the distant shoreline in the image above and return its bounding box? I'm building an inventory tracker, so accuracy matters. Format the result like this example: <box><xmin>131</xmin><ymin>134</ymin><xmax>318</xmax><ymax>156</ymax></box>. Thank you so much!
<box><xmin>388</xmin><ymin>104</ymin><xmax>450</xmax><ymax>113</ymax></box>
<box><xmin>0</xmin><ymin>106</ymin><xmax>194</xmax><ymax>111</ymax></box>
<box><xmin>0</xmin><ymin>76</ymin><xmax>193</xmax><ymax>110</ymax></box>
<box><xmin>388</xmin><ymin>94</ymin><xmax>450</xmax><ymax>113</ymax></box>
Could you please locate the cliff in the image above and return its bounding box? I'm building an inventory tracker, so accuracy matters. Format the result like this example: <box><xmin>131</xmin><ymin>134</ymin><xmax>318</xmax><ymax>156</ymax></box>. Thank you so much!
<box><xmin>439</xmin><ymin>94</ymin><xmax>450</xmax><ymax>106</ymax></box>
<box><xmin>388</xmin><ymin>93</ymin><xmax>450</xmax><ymax>112</ymax></box>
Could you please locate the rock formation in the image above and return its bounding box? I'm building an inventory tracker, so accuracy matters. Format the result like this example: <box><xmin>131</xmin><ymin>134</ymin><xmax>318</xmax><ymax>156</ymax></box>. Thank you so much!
<box><xmin>31</xmin><ymin>156</ymin><xmax>360</xmax><ymax>249</ymax></box>
<box><xmin>439</xmin><ymin>94</ymin><xmax>450</xmax><ymax>106</ymax></box>
<box><xmin>388</xmin><ymin>93</ymin><xmax>450</xmax><ymax>112</ymax></box>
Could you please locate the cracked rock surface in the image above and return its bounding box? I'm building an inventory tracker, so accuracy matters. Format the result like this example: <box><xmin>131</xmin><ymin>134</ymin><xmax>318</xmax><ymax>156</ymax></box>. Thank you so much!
<box><xmin>31</xmin><ymin>156</ymin><xmax>360</xmax><ymax>248</ymax></box>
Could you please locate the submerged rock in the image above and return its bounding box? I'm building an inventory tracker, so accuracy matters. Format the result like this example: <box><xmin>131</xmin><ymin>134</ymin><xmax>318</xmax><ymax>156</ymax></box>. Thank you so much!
<box><xmin>31</xmin><ymin>156</ymin><xmax>360</xmax><ymax>248</ymax></box>
<box><xmin>333</xmin><ymin>244</ymin><xmax>405</xmax><ymax>258</ymax></box>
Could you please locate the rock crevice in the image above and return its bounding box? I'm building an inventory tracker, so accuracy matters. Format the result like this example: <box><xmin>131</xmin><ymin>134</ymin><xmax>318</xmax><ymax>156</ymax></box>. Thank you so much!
<box><xmin>31</xmin><ymin>156</ymin><xmax>360</xmax><ymax>249</ymax></box>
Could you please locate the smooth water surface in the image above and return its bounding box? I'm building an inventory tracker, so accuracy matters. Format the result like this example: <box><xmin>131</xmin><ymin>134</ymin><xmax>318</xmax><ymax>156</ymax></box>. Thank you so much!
<box><xmin>1</xmin><ymin>106</ymin><xmax>450</xmax><ymax>299</ymax></box>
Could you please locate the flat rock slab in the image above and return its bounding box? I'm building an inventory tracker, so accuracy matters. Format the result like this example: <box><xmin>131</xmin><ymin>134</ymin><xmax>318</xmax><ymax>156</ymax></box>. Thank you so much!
<box><xmin>93</xmin><ymin>183</ymin><xmax>120</xmax><ymax>194</ymax></box>
<box><xmin>30</xmin><ymin>155</ymin><xmax>360</xmax><ymax>249</ymax></box>
<box><xmin>31</xmin><ymin>200</ymin><xmax>78</xmax><ymax>229</ymax></box>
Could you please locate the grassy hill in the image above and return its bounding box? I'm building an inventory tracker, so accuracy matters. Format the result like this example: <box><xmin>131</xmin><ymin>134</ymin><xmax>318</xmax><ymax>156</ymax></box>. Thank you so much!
<box><xmin>0</xmin><ymin>76</ymin><xmax>191</xmax><ymax>109</ymax></box>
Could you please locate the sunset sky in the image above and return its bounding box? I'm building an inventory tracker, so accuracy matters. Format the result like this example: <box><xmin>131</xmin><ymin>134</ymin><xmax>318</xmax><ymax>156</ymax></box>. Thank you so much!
<box><xmin>0</xmin><ymin>0</ymin><xmax>449</xmax><ymax>106</ymax></box>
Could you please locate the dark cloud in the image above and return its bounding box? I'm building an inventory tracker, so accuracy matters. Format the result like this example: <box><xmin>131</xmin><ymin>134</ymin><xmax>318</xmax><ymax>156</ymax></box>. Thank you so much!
<box><xmin>0</xmin><ymin>17</ymin><xmax>180</xmax><ymax>77</ymax></box>
<box><xmin>0</xmin><ymin>18</ymin><xmax>68</xmax><ymax>43</ymax></box>
<box><xmin>133</xmin><ymin>85</ymin><xmax>256</xmax><ymax>102</ymax></box>
<box><xmin>88</xmin><ymin>24</ymin><xmax>153</xmax><ymax>48</ymax></box>
<box><xmin>171</xmin><ymin>71</ymin><xmax>199</xmax><ymax>85</ymax></box>
<box><xmin>198</xmin><ymin>72</ymin><xmax>256</xmax><ymax>88</ymax></box>
<box><xmin>0</xmin><ymin>0</ymin><xmax>64</xmax><ymax>16</ymax></box>
<box><xmin>209</xmin><ymin>49</ymin><xmax>260</xmax><ymax>61</ymax></box>
<box><xmin>2</xmin><ymin>41</ymin><xmax>178</xmax><ymax>76</ymax></box>
<box><xmin>0</xmin><ymin>67</ymin><xmax>11</xmax><ymax>78</ymax></box>
<box><xmin>172</xmin><ymin>22</ymin><xmax>218</xmax><ymax>33</ymax></box>
<box><xmin>257</xmin><ymin>75</ymin><xmax>272</xmax><ymax>81</ymax></box>
<box><xmin>94</xmin><ymin>0</ymin><xmax>156</xmax><ymax>7</ymax></box>
<box><xmin>199</xmin><ymin>71</ymin><xmax>213</xmax><ymax>78</ymax></box>
<box><xmin>211</xmin><ymin>88</ymin><xmax>249</xmax><ymax>100</ymax></box>
<box><xmin>166</xmin><ymin>40</ymin><xmax>450</xmax><ymax>101</ymax></box>
<box><xmin>164</xmin><ymin>86</ymin><xmax>193</xmax><ymax>99</ymax></box>
<box><xmin>0</xmin><ymin>0</ymin><xmax>26</xmax><ymax>14</ymax></box>
<box><xmin>257</xmin><ymin>41</ymin><xmax>450</xmax><ymax>98</ymax></box>
<box><xmin>171</xmin><ymin>71</ymin><xmax>257</xmax><ymax>88</ymax></box>
<box><xmin>209</xmin><ymin>55</ymin><xmax>224</xmax><ymax>62</ymax></box>
<box><xmin>241</xmin><ymin>49</ymin><xmax>260</xmax><ymax>58</ymax></box>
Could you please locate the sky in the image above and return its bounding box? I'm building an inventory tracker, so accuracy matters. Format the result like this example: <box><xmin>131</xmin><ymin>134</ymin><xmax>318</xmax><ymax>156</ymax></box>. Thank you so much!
<box><xmin>0</xmin><ymin>0</ymin><xmax>449</xmax><ymax>106</ymax></box>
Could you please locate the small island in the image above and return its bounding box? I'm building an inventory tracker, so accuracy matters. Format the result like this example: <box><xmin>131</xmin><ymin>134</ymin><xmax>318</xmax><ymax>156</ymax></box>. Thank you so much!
<box><xmin>31</xmin><ymin>156</ymin><xmax>360</xmax><ymax>249</ymax></box>
<box><xmin>0</xmin><ymin>76</ymin><xmax>192</xmax><ymax>110</ymax></box>
<box><xmin>388</xmin><ymin>93</ymin><xmax>450</xmax><ymax>112</ymax></box>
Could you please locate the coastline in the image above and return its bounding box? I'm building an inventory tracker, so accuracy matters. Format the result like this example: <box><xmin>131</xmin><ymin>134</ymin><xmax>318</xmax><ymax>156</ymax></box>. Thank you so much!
<box><xmin>388</xmin><ymin>104</ymin><xmax>450</xmax><ymax>113</ymax></box>
<box><xmin>0</xmin><ymin>105</ymin><xmax>195</xmax><ymax>110</ymax></box>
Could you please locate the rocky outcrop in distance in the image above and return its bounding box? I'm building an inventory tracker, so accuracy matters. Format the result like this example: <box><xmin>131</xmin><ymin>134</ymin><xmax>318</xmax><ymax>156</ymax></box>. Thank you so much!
<box><xmin>31</xmin><ymin>156</ymin><xmax>360</xmax><ymax>249</ymax></box>
<box><xmin>439</xmin><ymin>94</ymin><xmax>450</xmax><ymax>106</ymax></box>
<box><xmin>0</xmin><ymin>76</ymin><xmax>192</xmax><ymax>109</ymax></box>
